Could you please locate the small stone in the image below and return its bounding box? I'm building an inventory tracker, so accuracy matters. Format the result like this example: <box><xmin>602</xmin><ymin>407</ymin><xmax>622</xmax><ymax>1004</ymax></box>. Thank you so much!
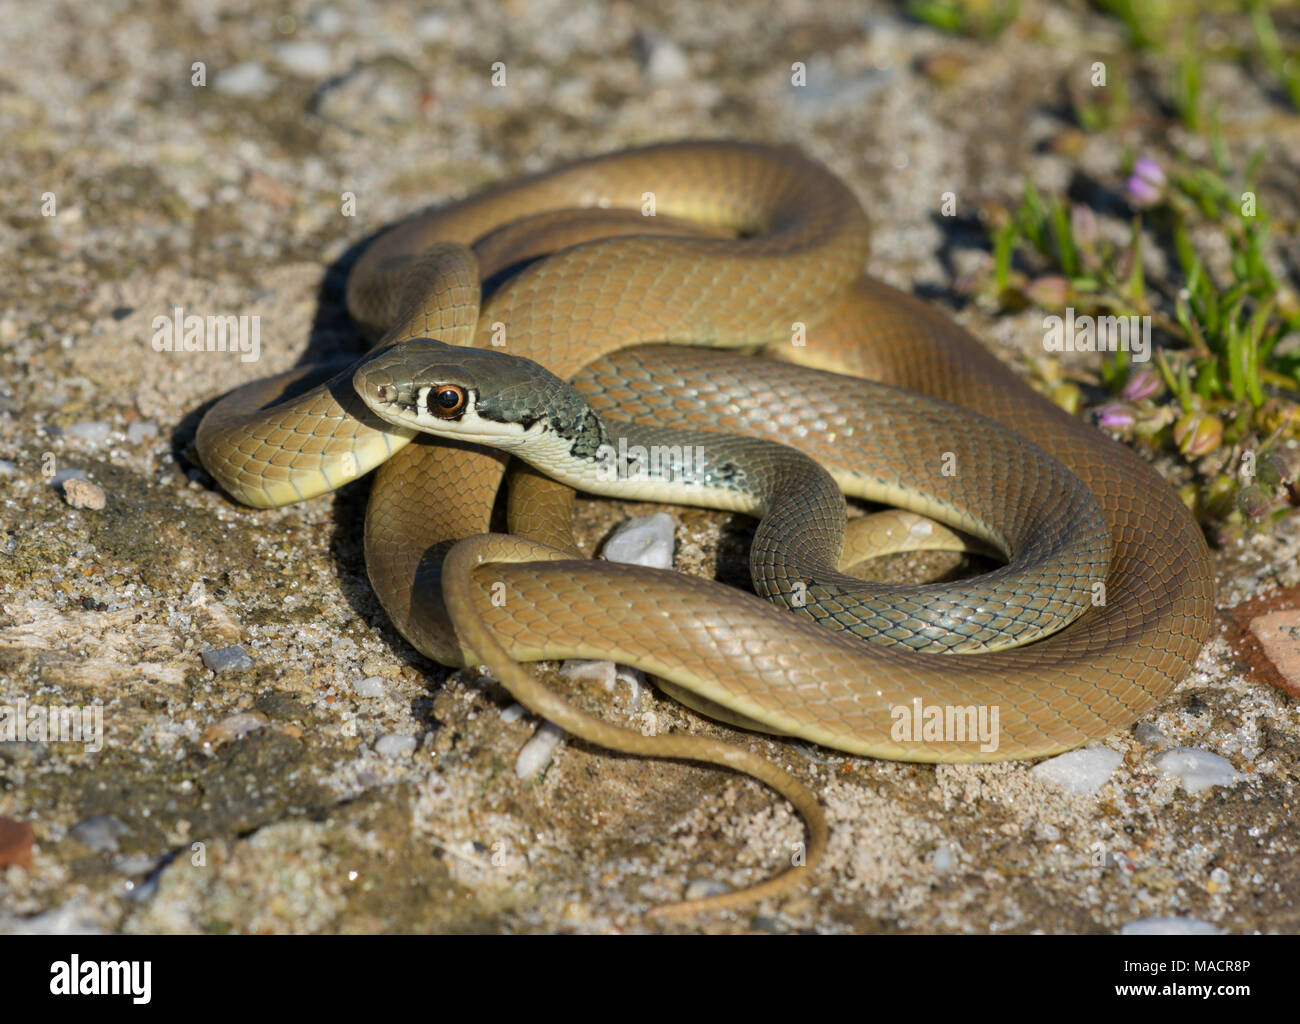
<box><xmin>65</xmin><ymin>421</ymin><xmax>111</xmax><ymax>445</ymax></box>
<box><xmin>1153</xmin><ymin>748</ymin><xmax>1240</xmax><ymax>794</ymax></box>
<box><xmin>602</xmin><ymin>512</ymin><xmax>675</xmax><ymax>568</ymax></box>
<box><xmin>352</xmin><ymin>676</ymin><xmax>386</xmax><ymax>698</ymax></box>
<box><xmin>272</xmin><ymin>40</ymin><xmax>331</xmax><ymax>77</ymax></box>
<box><xmin>1133</xmin><ymin>721</ymin><xmax>1169</xmax><ymax>747</ymax></box>
<box><xmin>500</xmin><ymin>703</ymin><xmax>527</xmax><ymax>723</ymax></box>
<box><xmin>69</xmin><ymin>814</ymin><xmax>130</xmax><ymax>853</ymax></box>
<box><xmin>126</xmin><ymin>421</ymin><xmax>158</xmax><ymax>445</ymax></box>
<box><xmin>636</xmin><ymin>32</ymin><xmax>690</xmax><ymax>83</ymax></box>
<box><xmin>0</xmin><ymin>817</ymin><xmax>34</xmax><ymax>868</ymax></box>
<box><xmin>214</xmin><ymin>61</ymin><xmax>277</xmax><ymax>98</ymax></box>
<box><xmin>515</xmin><ymin>721</ymin><xmax>564</xmax><ymax>779</ymax></box>
<box><xmin>61</xmin><ymin>477</ymin><xmax>106</xmax><ymax>510</ymax></box>
<box><xmin>200</xmin><ymin>645</ymin><xmax>253</xmax><ymax>673</ymax></box>
<box><xmin>374</xmin><ymin>733</ymin><xmax>416</xmax><ymax>758</ymax></box>
<box><xmin>0</xmin><ymin>460</ymin><xmax>17</xmax><ymax>476</ymax></box>
<box><xmin>683</xmin><ymin>878</ymin><xmax>731</xmax><ymax>900</ymax></box>
<box><xmin>201</xmin><ymin>711</ymin><xmax>269</xmax><ymax>748</ymax></box>
<box><xmin>932</xmin><ymin>844</ymin><xmax>956</xmax><ymax>871</ymax></box>
<box><xmin>1030</xmin><ymin>746</ymin><xmax>1122</xmax><ymax>795</ymax></box>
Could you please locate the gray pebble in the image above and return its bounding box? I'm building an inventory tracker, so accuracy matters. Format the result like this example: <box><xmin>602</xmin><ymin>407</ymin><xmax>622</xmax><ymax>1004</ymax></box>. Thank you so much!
<box><xmin>65</xmin><ymin>421</ymin><xmax>112</xmax><ymax>445</ymax></box>
<box><xmin>0</xmin><ymin>460</ymin><xmax>17</xmax><ymax>476</ymax></box>
<box><xmin>1133</xmin><ymin>721</ymin><xmax>1169</xmax><ymax>747</ymax></box>
<box><xmin>126</xmin><ymin>421</ymin><xmax>158</xmax><ymax>444</ymax></box>
<box><xmin>50</xmin><ymin>467</ymin><xmax>88</xmax><ymax>486</ymax></box>
<box><xmin>69</xmin><ymin>814</ymin><xmax>131</xmax><ymax>853</ymax></box>
<box><xmin>200</xmin><ymin>645</ymin><xmax>254</xmax><ymax>672</ymax></box>
<box><xmin>375</xmin><ymin>733</ymin><xmax>417</xmax><ymax>758</ymax></box>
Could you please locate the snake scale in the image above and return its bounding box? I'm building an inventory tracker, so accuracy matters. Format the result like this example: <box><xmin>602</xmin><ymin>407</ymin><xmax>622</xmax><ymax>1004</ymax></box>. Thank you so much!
<box><xmin>196</xmin><ymin>141</ymin><xmax>1215</xmax><ymax>917</ymax></box>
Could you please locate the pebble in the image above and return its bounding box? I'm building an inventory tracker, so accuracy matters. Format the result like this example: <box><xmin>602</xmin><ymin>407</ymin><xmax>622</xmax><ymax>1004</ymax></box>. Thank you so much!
<box><xmin>273</xmin><ymin>40</ymin><xmax>332</xmax><ymax>77</ymax></box>
<box><xmin>126</xmin><ymin>421</ymin><xmax>158</xmax><ymax>445</ymax></box>
<box><xmin>636</xmin><ymin>32</ymin><xmax>690</xmax><ymax>83</ymax></box>
<box><xmin>0</xmin><ymin>459</ymin><xmax>17</xmax><ymax>476</ymax></box>
<box><xmin>374</xmin><ymin>733</ymin><xmax>417</xmax><ymax>758</ymax></box>
<box><xmin>515</xmin><ymin>721</ymin><xmax>564</xmax><ymax>779</ymax></box>
<box><xmin>500</xmin><ymin>703</ymin><xmax>528</xmax><ymax>723</ymax></box>
<box><xmin>0</xmin><ymin>817</ymin><xmax>34</xmax><ymax>868</ymax></box>
<box><xmin>201</xmin><ymin>711</ymin><xmax>269</xmax><ymax>748</ymax></box>
<box><xmin>1153</xmin><ymin>748</ymin><xmax>1240</xmax><ymax>794</ymax></box>
<box><xmin>1120</xmin><ymin>916</ymin><xmax>1224</xmax><ymax>936</ymax></box>
<box><xmin>200</xmin><ymin>645</ymin><xmax>253</xmax><ymax>673</ymax></box>
<box><xmin>65</xmin><ymin>420</ymin><xmax>111</xmax><ymax>445</ymax></box>
<box><xmin>1030</xmin><ymin>746</ymin><xmax>1122</xmax><ymax>795</ymax></box>
<box><xmin>932</xmin><ymin>844</ymin><xmax>956</xmax><ymax>872</ymax></box>
<box><xmin>602</xmin><ymin>512</ymin><xmax>675</xmax><ymax>568</ymax></box>
<box><xmin>352</xmin><ymin>675</ymin><xmax>386</xmax><ymax>698</ymax></box>
<box><xmin>68</xmin><ymin>814</ymin><xmax>130</xmax><ymax>853</ymax></box>
<box><xmin>683</xmin><ymin>878</ymin><xmax>731</xmax><ymax>900</ymax></box>
<box><xmin>214</xmin><ymin>61</ymin><xmax>277</xmax><ymax>98</ymax></box>
<box><xmin>61</xmin><ymin>477</ymin><xmax>106</xmax><ymax>510</ymax></box>
<box><xmin>1133</xmin><ymin>721</ymin><xmax>1169</xmax><ymax>747</ymax></box>
<box><xmin>560</xmin><ymin>659</ymin><xmax>644</xmax><ymax>703</ymax></box>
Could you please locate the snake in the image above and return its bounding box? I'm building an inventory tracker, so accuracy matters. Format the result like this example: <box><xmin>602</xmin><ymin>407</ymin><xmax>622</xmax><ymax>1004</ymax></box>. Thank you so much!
<box><xmin>195</xmin><ymin>140</ymin><xmax>1215</xmax><ymax>918</ymax></box>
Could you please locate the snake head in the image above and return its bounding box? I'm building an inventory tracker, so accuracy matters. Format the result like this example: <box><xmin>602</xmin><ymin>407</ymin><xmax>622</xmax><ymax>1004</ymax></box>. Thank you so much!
<box><xmin>353</xmin><ymin>338</ymin><xmax>588</xmax><ymax>452</ymax></box>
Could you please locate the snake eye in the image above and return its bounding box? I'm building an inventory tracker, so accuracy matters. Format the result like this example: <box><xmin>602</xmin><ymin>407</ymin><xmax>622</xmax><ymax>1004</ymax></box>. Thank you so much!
<box><xmin>433</xmin><ymin>385</ymin><xmax>467</xmax><ymax>418</ymax></box>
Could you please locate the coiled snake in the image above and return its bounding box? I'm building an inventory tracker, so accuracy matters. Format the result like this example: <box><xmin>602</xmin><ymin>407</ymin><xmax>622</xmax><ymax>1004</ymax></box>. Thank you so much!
<box><xmin>195</xmin><ymin>141</ymin><xmax>1214</xmax><ymax>917</ymax></box>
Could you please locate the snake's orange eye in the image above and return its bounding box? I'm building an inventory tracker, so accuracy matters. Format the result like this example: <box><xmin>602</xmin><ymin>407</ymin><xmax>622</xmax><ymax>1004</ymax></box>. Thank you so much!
<box><xmin>433</xmin><ymin>385</ymin><xmax>467</xmax><ymax>417</ymax></box>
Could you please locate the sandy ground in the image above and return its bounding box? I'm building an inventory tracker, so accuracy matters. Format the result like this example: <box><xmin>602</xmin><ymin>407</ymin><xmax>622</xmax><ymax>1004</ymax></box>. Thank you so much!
<box><xmin>1</xmin><ymin>0</ymin><xmax>1298</xmax><ymax>933</ymax></box>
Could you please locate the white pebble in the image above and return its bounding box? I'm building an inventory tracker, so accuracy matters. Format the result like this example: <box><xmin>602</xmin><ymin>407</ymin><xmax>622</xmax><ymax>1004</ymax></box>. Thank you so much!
<box><xmin>374</xmin><ymin>733</ymin><xmax>417</xmax><ymax>758</ymax></box>
<box><xmin>1120</xmin><ymin>916</ymin><xmax>1223</xmax><ymax>936</ymax></box>
<box><xmin>1030</xmin><ymin>746</ymin><xmax>1122</xmax><ymax>795</ymax></box>
<box><xmin>602</xmin><ymin>512</ymin><xmax>675</xmax><ymax>568</ymax></box>
<box><xmin>126</xmin><ymin>421</ymin><xmax>158</xmax><ymax>444</ymax></box>
<box><xmin>637</xmin><ymin>33</ymin><xmax>690</xmax><ymax>83</ymax></box>
<box><xmin>214</xmin><ymin>62</ymin><xmax>277</xmax><ymax>98</ymax></box>
<box><xmin>515</xmin><ymin>721</ymin><xmax>564</xmax><ymax>779</ymax></box>
<box><xmin>560</xmin><ymin>659</ymin><xmax>644</xmax><ymax>704</ymax></box>
<box><xmin>1153</xmin><ymin>748</ymin><xmax>1240</xmax><ymax>794</ymax></box>
<box><xmin>0</xmin><ymin>460</ymin><xmax>17</xmax><ymax>476</ymax></box>
<box><xmin>684</xmin><ymin>878</ymin><xmax>731</xmax><ymax>900</ymax></box>
<box><xmin>352</xmin><ymin>676</ymin><xmax>386</xmax><ymax>698</ymax></box>
<box><xmin>500</xmin><ymin>703</ymin><xmax>528</xmax><ymax>723</ymax></box>
<box><xmin>65</xmin><ymin>421</ymin><xmax>111</xmax><ymax>445</ymax></box>
<box><xmin>273</xmin><ymin>40</ymin><xmax>331</xmax><ymax>77</ymax></box>
<box><xmin>932</xmin><ymin>844</ymin><xmax>956</xmax><ymax>872</ymax></box>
